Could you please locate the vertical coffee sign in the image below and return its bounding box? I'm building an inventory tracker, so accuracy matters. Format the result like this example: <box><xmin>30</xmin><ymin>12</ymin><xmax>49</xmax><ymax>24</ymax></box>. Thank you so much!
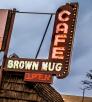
<box><xmin>0</xmin><ymin>9</ymin><xmax>9</xmax><ymax>51</ymax></box>
<box><xmin>49</xmin><ymin>3</ymin><xmax>78</xmax><ymax>78</ymax></box>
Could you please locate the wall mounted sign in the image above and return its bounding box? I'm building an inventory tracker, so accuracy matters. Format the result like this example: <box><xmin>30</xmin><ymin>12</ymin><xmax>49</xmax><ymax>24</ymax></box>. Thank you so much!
<box><xmin>4</xmin><ymin>3</ymin><xmax>79</xmax><ymax>83</ymax></box>
<box><xmin>5</xmin><ymin>58</ymin><xmax>63</xmax><ymax>76</ymax></box>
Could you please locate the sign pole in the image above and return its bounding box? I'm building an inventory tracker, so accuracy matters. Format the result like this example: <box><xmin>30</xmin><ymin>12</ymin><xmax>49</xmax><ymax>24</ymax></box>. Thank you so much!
<box><xmin>2</xmin><ymin>9</ymin><xmax>16</xmax><ymax>68</ymax></box>
<box><xmin>0</xmin><ymin>9</ymin><xmax>16</xmax><ymax>85</ymax></box>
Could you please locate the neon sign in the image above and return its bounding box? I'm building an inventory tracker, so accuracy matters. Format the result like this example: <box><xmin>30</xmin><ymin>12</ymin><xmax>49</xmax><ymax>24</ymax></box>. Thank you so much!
<box><xmin>49</xmin><ymin>3</ymin><xmax>78</xmax><ymax>78</ymax></box>
<box><xmin>5</xmin><ymin>58</ymin><xmax>62</xmax><ymax>73</ymax></box>
<box><xmin>24</xmin><ymin>73</ymin><xmax>52</xmax><ymax>83</ymax></box>
<box><xmin>4</xmin><ymin>3</ymin><xmax>79</xmax><ymax>83</ymax></box>
<box><xmin>51</xmin><ymin>10</ymin><xmax>71</xmax><ymax>60</ymax></box>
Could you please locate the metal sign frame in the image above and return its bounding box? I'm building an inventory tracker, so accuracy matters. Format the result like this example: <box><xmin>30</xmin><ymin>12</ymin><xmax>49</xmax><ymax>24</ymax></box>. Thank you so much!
<box><xmin>0</xmin><ymin>2</ymin><xmax>79</xmax><ymax>83</ymax></box>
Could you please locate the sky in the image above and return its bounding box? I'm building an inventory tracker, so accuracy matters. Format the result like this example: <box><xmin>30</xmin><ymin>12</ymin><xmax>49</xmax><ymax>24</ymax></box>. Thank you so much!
<box><xmin>0</xmin><ymin>0</ymin><xmax>92</xmax><ymax>97</ymax></box>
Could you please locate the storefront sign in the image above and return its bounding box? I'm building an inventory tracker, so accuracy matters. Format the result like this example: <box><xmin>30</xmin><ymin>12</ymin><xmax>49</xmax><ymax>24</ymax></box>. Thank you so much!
<box><xmin>49</xmin><ymin>3</ymin><xmax>78</xmax><ymax>78</ymax></box>
<box><xmin>4</xmin><ymin>58</ymin><xmax>63</xmax><ymax>77</ymax></box>
<box><xmin>4</xmin><ymin>3</ymin><xmax>78</xmax><ymax>82</ymax></box>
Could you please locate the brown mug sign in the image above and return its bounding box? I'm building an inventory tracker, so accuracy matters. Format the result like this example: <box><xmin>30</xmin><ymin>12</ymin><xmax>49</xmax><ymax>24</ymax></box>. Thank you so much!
<box><xmin>3</xmin><ymin>3</ymin><xmax>78</xmax><ymax>83</ymax></box>
<box><xmin>4</xmin><ymin>58</ymin><xmax>63</xmax><ymax>77</ymax></box>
